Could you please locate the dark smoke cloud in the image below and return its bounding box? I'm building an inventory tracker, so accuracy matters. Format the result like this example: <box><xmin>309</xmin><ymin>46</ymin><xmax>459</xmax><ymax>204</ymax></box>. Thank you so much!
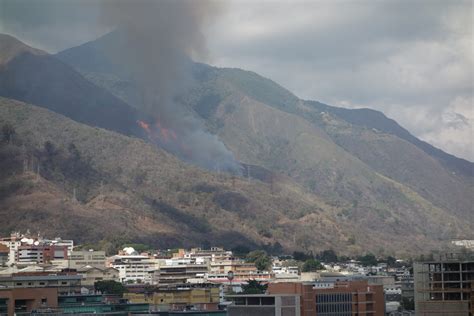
<box><xmin>98</xmin><ymin>0</ymin><xmax>240</xmax><ymax>172</ymax></box>
<box><xmin>1</xmin><ymin>0</ymin><xmax>239</xmax><ymax>172</ymax></box>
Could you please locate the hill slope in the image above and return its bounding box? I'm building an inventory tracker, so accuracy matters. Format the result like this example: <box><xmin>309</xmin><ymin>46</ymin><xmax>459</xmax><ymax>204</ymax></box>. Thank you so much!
<box><xmin>55</xmin><ymin>32</ymin><xmax>473</xmax><ymax>238</ymax></box>
<box><xmin>0</xmin><ymin>34</ymin><xmax>143</xmax><ymax>138</ymax></box>
<box><xmin>1</xmin><ymin>98</ymin><xmax>471</xmax><ymax>255</ymax></box>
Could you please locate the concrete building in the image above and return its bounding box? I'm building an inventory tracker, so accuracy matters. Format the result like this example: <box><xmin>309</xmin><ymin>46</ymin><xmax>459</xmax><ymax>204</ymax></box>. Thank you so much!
<box><xmin>0</xmin><ymin>244</ymin><xmax>8</xmax><ymax>267</ymax></box>
<box><xmin>16</xmin><ymin>244</ymin><xmax>68</xmax><ymax>264</ymax></box>
<box><xmin>77</xmin><ymin>266</ymin><xmax>119</xmax><ymax>287</ymax></box>
<box><xmin>227</xmin><ymin>294</ymin><xmax>301</xmax><ymax>316</ymax></box>
<box><xmin>110</xmin><ymin>255</ymin><xmax>159</xmax><ymax>284</ymax></box>
<box><xmin>0</xmin><ymin>272</ymin><xmax>82</xmax><ymax>295</ymax></box>
<box><xmin>414</xmin><ymin>252</ymin><xmax>474</xmax><ymax>315</ymax></box>
<box><xmin>126</xmin><ymin>283</ymin><xmax>221</xmax><ymax>312</ymax></box>
<box><xmin>267</xmin><ymin>280</ymin><xmax>385</xmax><ymax>316</ymax></box>
<box><xmin>0</xmin><ymin>234</ymin><xmax>22</xmax><ymax>266</ymax></box>
<box><xmin>0</xmin><ymin>287</ymin><xmax>58</xmax><ymax>316</ymax></box>
<box><xmin>159</xmin><ymin>263</ymin><xmax>209</xmax><ymax>285</ymax></box>
<box><xmin>0</xmin><ymin>234</ymin><xmax>74</xmax><ymax>267</ymax></box>
<box><xmin>0</xmin><ymin>290</ymin><xmax>149</xmax><ymax>316</ymax></box>
<box><xmin>68</xmin><ymin>250</ymin><xmax>106</xmax><ymax>268</ymax></box>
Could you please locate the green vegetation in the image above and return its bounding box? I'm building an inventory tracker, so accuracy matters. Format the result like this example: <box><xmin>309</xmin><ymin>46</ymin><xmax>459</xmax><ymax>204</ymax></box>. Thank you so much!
<box><xmin>302</xmin><ymin>259</ymin><xmax>323</xmax><ymax>272</ymax></box>
<box><xmin>357</xmin><ymin>253</ymin><xmax>378</xmax><ymax>267</ymax></box>
<box><xmin>241</xmin><ymin>280</ymin><xmax>268</xmax><ymax>294</ymax></box>
<box><xmin>2</xmin><ymin>123</ymin><xmax>15</xmax><ymax>143</ymax></box>
<box><xmin>246</xmin><ymin>250</ymin><xmax>272</xmax><ymax>271</ymax></box>
<box><xmin>94</xmin><ymin>280</ymin><xmax>126</xmax><ymax>296</ymax></box>
<box><xmin>317</xmin><ymin>249</ymin><xmax>338</xmax><ymax>263</ymax></box>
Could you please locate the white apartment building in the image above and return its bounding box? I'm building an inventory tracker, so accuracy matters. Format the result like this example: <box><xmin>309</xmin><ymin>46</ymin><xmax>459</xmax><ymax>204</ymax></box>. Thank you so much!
<box><xmin>0</xmin><ymin>234</ymin><xmax>22</xmax><ymax>265</ymax></box>
<box><xmin>110</xmin><ymin>255</ymin><xmax>159</xmax><ymax>284</ymax></box>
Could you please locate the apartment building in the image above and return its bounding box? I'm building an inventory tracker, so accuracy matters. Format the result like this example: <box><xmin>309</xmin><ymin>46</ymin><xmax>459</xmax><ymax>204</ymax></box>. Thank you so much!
<box><xmin>68</xmin><ymin>250</ymin><xmax>106</xmax><ymax>268</ymax></box>
<box><xmin>414</xmin><ymin>252</ymin><xmax>474</xmax><ymax>315</ymax></box>
<box><xmin>227</xmin><ymin>293</ymin><xmax>301</xmax><ymax>316</ymax></box>
<box><xmin>110</xmin><ymin>254</ymin><xmax>159</xmax><ymax>284</ymax></box>
<box><xmin>159</xmin><ymin>262</ymin><xmax>209</xmax><ymax>285</ymax></box>
<box><xmin>16</xmin><ymin>244</ymin><xmax>68</xmax><ymax>264</ymax></box>
<box><xmin>126</xmin><ymin>283</ymin><xmax>221</xmax><ymax>311</ymax></box>
<box><xmin>267</xmin><ymin>280</ymin><xmax>385</xmax><ymax>316</ymax></box>
<box><xmin>77</xmin><ymin>266</ymin><xmax>119</xmax><ymax>287</ymax></box>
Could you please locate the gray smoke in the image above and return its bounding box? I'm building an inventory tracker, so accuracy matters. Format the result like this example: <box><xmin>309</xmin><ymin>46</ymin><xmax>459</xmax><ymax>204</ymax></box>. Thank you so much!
<box><xmin>99</xmin><ymin>0</ymin><xmax>240</xmax><ymax>172</ymax></box>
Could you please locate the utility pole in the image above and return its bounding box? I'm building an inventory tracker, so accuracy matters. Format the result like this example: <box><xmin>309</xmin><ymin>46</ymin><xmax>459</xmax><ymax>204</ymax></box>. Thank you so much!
<box><xmin>36</xmin><ymin>163</ymin><xmax>40</xmax><ymax>181</ymax></box>
<box><xmin>270</xmin><ymin>174</ymin><xmax>274</xmax><ymax>195</ymax></box>
<box><xmin>23</xmin><ymin>157</ymin><xmax>28</xmax><ymax>174</ymax></box>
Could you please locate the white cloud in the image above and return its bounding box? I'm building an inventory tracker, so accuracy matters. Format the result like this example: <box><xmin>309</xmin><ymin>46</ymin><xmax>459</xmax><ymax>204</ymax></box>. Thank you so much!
<box><xmin>206</xmin><ymin>0</ymin><xmax>473</xmax><ymax>161</ymax></box>
<box><xmin>1</xmin><ymin>0</ymin><xmax>472</xmax><ymax>160</ymax></box>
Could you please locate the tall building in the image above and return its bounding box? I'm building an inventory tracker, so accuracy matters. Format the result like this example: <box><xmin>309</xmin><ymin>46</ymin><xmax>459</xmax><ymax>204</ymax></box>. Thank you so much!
<box><xmin>227</xmin><ymin>293</ymin><xmax>301</xmax><ymax>316</ymax></box>
<box><xmin>268</xmin><ymin>280</ymin><xmax>385</xmax><ymax>316</ymax></box>
<box><xmin>226</xmin><ymin>280</ymin><xmax>385</xmax><ymax>316</ymax></box>
<box><xmin>414</xmin><ymin>252</ymin><xmax>474</xmax><ymax>315</ymax></box>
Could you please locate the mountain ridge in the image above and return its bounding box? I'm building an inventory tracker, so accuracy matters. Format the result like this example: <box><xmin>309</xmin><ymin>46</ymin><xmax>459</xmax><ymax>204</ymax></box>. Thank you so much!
<box><xmin>0</xmin><ymin>33</ymin><xmax>472</xmax><ymax>255</ymax></box>
<box><xmin>1</xmin><ymin>97</ymin><xmax>470</xmax><ymax>256</ymax></box>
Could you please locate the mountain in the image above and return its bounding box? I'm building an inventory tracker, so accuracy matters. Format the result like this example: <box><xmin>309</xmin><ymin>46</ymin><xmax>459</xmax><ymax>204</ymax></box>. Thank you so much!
<box><xmin>0</xmin><ymin>97</ymin><xmax>470</xmax><ymax>257</ymax></box>
<box><xmin>0</xmin><ymin>33</ymin><xmax>472</xmax><ymax>256</ymax></box>
<box><xmin>57</xmin><ymin>35</ymin><xmax>473</xmax><ymax>225</ymax></box>
<box><xmin>0</xmin><ymin>34</ymin><xmax>143</xmax><ymax>137</ymax></box>
<box><xmin>0</xmin><ymin>34</ymin><xmax>46</xmax><ymax>65</ymax></box>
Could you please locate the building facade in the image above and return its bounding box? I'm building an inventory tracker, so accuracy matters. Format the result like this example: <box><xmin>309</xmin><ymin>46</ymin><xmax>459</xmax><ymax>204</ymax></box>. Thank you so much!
<box><xmin>268</xmin><ymin>280</ymin><xmax>385</xmax><ymax>316</ymax></box>
<box><xmin>414</xmin><ymin>252</ymin><xmax>474</xmax><ymax>316</ymax></box>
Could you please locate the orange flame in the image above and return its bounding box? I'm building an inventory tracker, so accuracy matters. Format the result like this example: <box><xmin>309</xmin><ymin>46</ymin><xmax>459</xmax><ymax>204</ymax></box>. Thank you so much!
<box><xmin>137</xmin><ymin>120</ymin><xmax>151</xmax><ymax>133</ymax></box>
<box><xmin>137</xmin><ymin>119</ymin><xmax>178</xmax><ymax>144</ymax></box>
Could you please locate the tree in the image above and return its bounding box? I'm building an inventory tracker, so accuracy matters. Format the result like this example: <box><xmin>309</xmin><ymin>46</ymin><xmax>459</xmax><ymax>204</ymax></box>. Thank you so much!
<box><xmin>94</xmin><ymin>280</ymin><xmax>126</xmax><ymax>296</ymax></box>
<box><xmin>231</xmin><ymin>245</ymin><xmax>250</xmax><ymax>258</ymax></box>
<box><xmin>67</xmin><ymin>143</ymin><xmax>81</xmax><ymax>160</ymax></box>
<box><xmin>292</xmin><ymin>251</ymin><xmax>313</xmax><ymax>261</ymax></box>
<box><xmin>246</xmin><ymin>250</ymin><xmax>272</xmax><ymax>271</ymax></box>
<box><xmin>400</xmin><ymin>297</ymin><xmax>415</xmax><ymax>311</ymax></box>
<box><xmin>358</xmin><ymin>253</ymin><xmax>378</xmax><ymax>267</ymax></box>
<box><xmin>241</xmin><ymin>279</ymin><xmax>268</xmax><ymax>294</ymax></box>
<box><xmin>302</xmin><ymin>259</ymin><xmax>323</xmax><ymax>272</ymax></box>
<box><xmin>318</xmin><ymin>249</ymin><xmax>338</xmax><ymax>263</ymax></box>
<box><xmin>385</xmin><ymin>256</ymin><xmax>397</xmax><ymax>267</ymax></box>
<box><xmin>43</xmin><ymin>141</ymin><xmax>57</xmax><ymax>157</ymax></box>
<box><xmin>2</xmin><ymin>123</ymin><xmax>15</xmax><ymax>143</ymax></box>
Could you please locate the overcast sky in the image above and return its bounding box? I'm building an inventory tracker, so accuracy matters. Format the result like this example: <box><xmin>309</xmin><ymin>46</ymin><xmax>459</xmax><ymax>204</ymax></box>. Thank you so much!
<box><xmin>1</xmin><ymin>0</ymin><xmax>472</xmax><ymax>161</ymax></box>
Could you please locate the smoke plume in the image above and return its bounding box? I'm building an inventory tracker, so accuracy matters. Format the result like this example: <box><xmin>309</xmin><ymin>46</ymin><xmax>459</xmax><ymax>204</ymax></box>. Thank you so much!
<box><xmin>99</xmin><ymin>0</ymin><xmax>240</xmax><ymax>172</ymax></box>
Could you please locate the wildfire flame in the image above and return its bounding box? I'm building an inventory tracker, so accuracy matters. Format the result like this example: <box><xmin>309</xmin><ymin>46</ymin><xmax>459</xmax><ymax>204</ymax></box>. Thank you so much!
<box><xmin>137</xmin><ymin>120</ymin><xmax>151</xmax><ymax>133</ymax></box>
<box><xmin>137</xmin><ymin>120</ymin><xmax>182</xmax><ymax>150</ymax></box>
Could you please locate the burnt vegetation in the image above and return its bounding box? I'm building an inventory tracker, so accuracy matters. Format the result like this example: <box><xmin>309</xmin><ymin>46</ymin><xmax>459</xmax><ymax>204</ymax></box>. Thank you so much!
<box><xmin>0</xmin><ymin>122</ymin><xmax>104</xmax><ymax>202</ymax></box>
